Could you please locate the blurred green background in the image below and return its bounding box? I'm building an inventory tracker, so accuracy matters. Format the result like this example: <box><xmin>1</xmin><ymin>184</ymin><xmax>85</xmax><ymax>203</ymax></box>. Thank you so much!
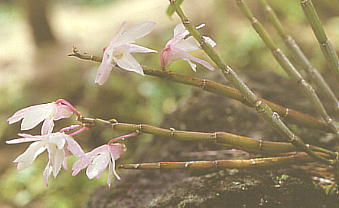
<box><xmin>0</xmin><ymin>0</ymin><xmax>338</xmax><ymax>207</ymax></box>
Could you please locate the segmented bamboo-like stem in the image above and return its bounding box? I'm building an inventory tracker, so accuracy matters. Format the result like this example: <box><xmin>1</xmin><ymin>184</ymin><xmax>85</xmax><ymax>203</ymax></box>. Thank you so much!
<box><xmin>236</xmin><ymin>0</ymin><xmax>338</xmax><ymax>135</ymax></box>
<box><xmin>68</xmin><ymin>50</ymin><xmax>332</xmax><ymax>133</ymax></box>
<box><xmin>169</xmin><ymin>0</ymin><xmax>331</xmax><ymax>164</ymax></box>
<box><xmin>300</xmin><ymin>0</ymin><xmax>339</xmax><ymax>81</ymax></box>
<box><xmin>119</xmin><ymin>152</ymin><xmax>325</xmax><ymax>170</ymax></box>
<box><xmin>258</xmin><ymin>0</ymin><xmax>338</xmax><ymax>112</ymax></box>
<box><xmin>78</xmin><ymin>117</ymin><xmax>336</xmax><ymax>157</ymax></box>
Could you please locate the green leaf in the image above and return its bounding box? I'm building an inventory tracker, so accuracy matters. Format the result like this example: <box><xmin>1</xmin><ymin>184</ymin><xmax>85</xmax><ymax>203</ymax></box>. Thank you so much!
<box><xmin>166</xmin><ymin>0</ymin><xmax>185</xmax><ymax>17</ymax></box>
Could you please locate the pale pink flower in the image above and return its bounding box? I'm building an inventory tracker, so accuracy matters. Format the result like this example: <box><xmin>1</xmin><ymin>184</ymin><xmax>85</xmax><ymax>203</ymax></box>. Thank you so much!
<box><xmin>6</xmin><ymin>132</ymin><xmax>84</xmax><ymax>186</ymax></box>
<box><xmin>160</xmin><ymin>23</ymin><xmax>216</xmax><ymax>72</ymax></box>
<box><xmin>72</xmin><ymin>143</ymin><xmax>126</xmax><ymax>186</ymax></box>
<box><xmin>7</xmin><ymin>102</ymin><xmax>73</xmax><ymax>135</ymax></box>
<box><xmin>95</xmin><ymin>21</ymin><xmax>157</xmax><ymax>85</ymax></box>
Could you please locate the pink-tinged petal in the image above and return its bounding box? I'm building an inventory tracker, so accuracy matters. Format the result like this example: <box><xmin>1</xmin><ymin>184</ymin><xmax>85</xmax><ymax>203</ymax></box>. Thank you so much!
<box><xmin>175</xmin><ymin>36</ymin><xmax>200</xmax><ymax>52</ymax></box>
<box><xmin>6</xmin><ymin>134</ymin><xmax>42</xmax><ymax>144</ymax></box>
<box><xmin>72</xmin><ymin>156</ymin><xmax>90</xmax><ymax>176</ymax></box>
<box><xmin>7</xmin><ymin>107</ymin><xmax>30</xmax><ymax>124</ymax></box>
<box><xmin>114</xmin><ymin>22</ymin><xmax>156</xmax><ymax>46</ymax></box>
<box><xmin>126</xmin><ymin>44</ymin><xmax>157</xmax><ymax>54</ymax></box>
<box><xmin>111</xmin><ymin>159</ymin><xmax>120</xmax><ymax>180</ymax></box>
<box><xmin>116</xmin><ymin>52</ymin><xmax>144</xmax><ymax>75</ymax></box>
<box><xmin>48</xmin><ymin>133</ymin><xmax>66</xmax><ymax>149</ymax></box>
<box><xmin>109</xmin><ymin>21</ymin><xmax>127</xmax><ymax>45</ymax></box>
<box><xmin>53</xmin><ymin>104</ymin><xmax>73</xmax><ymax>120</ymax></box>
<box><xmin>184</xmin><ymin>58</ymin><xmax>197</xmax><ymax>72</ymax></box>
<box><xmin>51</xmin><ymin>148</ymin><xmax>65</xmax><ymax>177</ymax></box>
<box><xmin>14</xmin><ymin>142</ymin><xmax>47</xmax><ymax>170</ymax></box>
<box><xmin>41</xmin><ymin>118</ymin><xmax>54</xmax><ymax>135</ymax></box>
<box><xmin>20</xmin><ymin>103</ymin><xmax>54</xmax><ymax>131</ymax></box>
<box><xmin>43</xmin><ymin>162</ymin><xmax>52</xmax><ymax>186</ymax></box>
<box><xmin>107</xmin><ymin>161</ymin><xmax>113</xmax><ymax>186</ymax></box>
<box><xmin>65</xmin><ymin>136</ymin><xmax>85</xmax><ymax>158</ymax></box>
<box><xmin>180</xmin><ymin>51</ymin><xmax>215</xmax><ymax>71</ymax></box>
<box><xmin>86</xmin><ymin>151</ymin><xmax>110</xmax><ymax>179</ymax></box>
<box><xmin>173</xmin><ymin>23</ymin><xmax>186</xmax><ymax>36</ymax></box>
<box><xmin>95</xmin><ymin>49</ymin><xmax>116</xmax><ymax>85</ymax></box>
<box><xmin>108</xmin><ymin>143</ymin><xmax>126</xmax><ymax>160</ymax></box>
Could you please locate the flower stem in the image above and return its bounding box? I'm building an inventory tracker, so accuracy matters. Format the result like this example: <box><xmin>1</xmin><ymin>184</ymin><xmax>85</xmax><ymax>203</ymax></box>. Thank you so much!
<box><xmin>68</xmin><ymin>50</ymin><xmax>333</xmax><ymax>133</ymax></box>
<box><xmin>119</xmin><ymin>152</ymin><xmax>327</xmax><ymax>170</ymax></box>
<box><xmin>55</xmin><ymin>98</ymin><xmax>82</xmax><ymax>117</ymax></box>
<box><xmin>300</xmin><ymin>0</ymin><xmax>339</xmax><ymax>81</ymax></box>
<box><xmin>59</xmin><ymin>124</ymin><xmax>81</xmax><ymax>133</ymax></box>
<box><xmin>78</xmin><ymin>117</ymin><xmax>336</xmax><ymax>158</ymax></box>
<box><xmin>68</xmin><ymin>127</ymin><xmax>89</xmax><ymax>137</ymax></box>
<box><xmin>108</xmin><ymin>132</ymin><xmax>140</xmax><ymax>144</ymax></box>
<box><xmin>169</xmin><ymin>0</ymin><xmax>332</xmax><ymax>164</ymax></box>
<box><xmin>258</xmin><ymin>0</ymin><xmax>339</xmax><ymax>112</ymax></box>
<box><xmin>235</xmin><ymin>0</ymin><xmax>338</xmax><ymax>135</ymax></box>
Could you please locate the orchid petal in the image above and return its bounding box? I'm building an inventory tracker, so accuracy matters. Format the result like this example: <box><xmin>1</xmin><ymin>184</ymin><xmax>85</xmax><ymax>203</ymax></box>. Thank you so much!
<box><xmin>43</xmin><ymin>162</ymin><xmax>52</xmax><ymax>186</ymax></box>
<box><xmin>108</xmin><ymin>143</ymin><xmax>126</xmax><ymax>160</ymax></box>
<box><xmin>52</xmin><ymin>148</ymin><xmax>65</xmax><ymax>177</ymax></box>
<box><xmin>180</xmin><ymin>51</ymin><xmax>215</xmax><ymax>71</ymax></box>
<box><xmin>95</xmin><ymin>48</ymin><xmax>116</xmax><ymax>85</ymax></box>
<box><xmin>126</xmin><ymin>44</ymin><xmax>157</xmax><ymax>54</ymax></box>
<box><xmin>14</xmin><ymin>142</ymin><xmax>47</xmax><ymax>170</ymax></box>
<box><xmin>184</xmin><ymin>58</ymin><xmax>197</xmax><ymax>72</ymax></box>
<box><xmin>65</xmin><ymin>136</ymin><xmax>85</xmax><ymax>158</ymax></box>
<box><xmin>20</xmin><ymin>104</ymin><xmax>53</xmax><ymax>130</ymax></box>
<box><xmin>114</xmin><ymin>22</ymin><xmax>155</xmax><ymax>46</ymax></box>
<box><xmin>54</xmin><ymin>104</ymin><xmax>73</xmax><ymax>120</ymax></box>
<box><xmin>72</xmin><ymin>156</ymin><xmax>90</xmax><ymax>176</ymax></box>
<box><xmin>48</xmin><ymin>133</ymin><xmax>66</xmax><ymax>149</ymax></box>
<box><xmin>86</xmin><ymin>151</ymin><xmax>110</xmax><ymax>179</ymax></box>
<box><xmin>176</xmin><ymin>36</ymin><xmax>200</xmax><ymax>52</ymax></box>
<box><xmin>6</xmin><ymin>134</ymin><xmax>42</xmax><ymax>144</ymax></box>
<box><xmin>116</xmin><ymin>52</ymin><xmax>144</xmax><ymax>75</ymax></box>
<box><xmin>41</xmin><ymin>118</ymin><xmax>54</xmax><ymax>135</ymax></box>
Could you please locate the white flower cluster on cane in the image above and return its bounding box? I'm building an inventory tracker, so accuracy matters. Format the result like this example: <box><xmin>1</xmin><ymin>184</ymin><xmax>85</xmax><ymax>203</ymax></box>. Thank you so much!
<box><xmin>6</xmin><ymin>99</ymin><xmax>85</xmax><ymax>186</ymax></box>
<box><xmin>95</xmin><ymin>21</ymin><xmax>157</xmax><ymax>85</ymax></box>
<box><xmin>160</xmin><ymin>24</ymin><xmax>216</xmax><ymax>71</ymax></box>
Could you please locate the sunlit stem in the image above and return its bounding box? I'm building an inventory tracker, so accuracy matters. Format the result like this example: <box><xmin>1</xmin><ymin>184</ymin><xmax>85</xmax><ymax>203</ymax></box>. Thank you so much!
<box><xmin>108</xmin><ymin>132</ymin><xmax>140</xmax><ymax>144</ymax></box>
<box><xmin>300</xmin><ymin>0</ymin><xmax>339</xmax><ymax>81</ymax></box>
<box><xmin>169</xmin><ymin>0</ymin><xmax>331</xmax><ymax>164</ymax></box>
<box><xmin>78</xmin><ymin>117</ymin><xmax>336</xmax><ymax>158</ymax></box>
<box><xmin>55</xmin><ymin>98</ymin><xmax>82</xmax><ymax>117</ymax></box>
<box><xmin>258</xmin><ymin>0</ymin><xmax>339</xmax><ymax>112</ymax></box>
<box><xmin>68</xmin><ymin>127</ymin><xmax>89</xmax><ymax>137</ymax></box>
<box><xmin>68</xmin><ymin>50</ymin><xmax>333</xmax><ymax>133</ymax></box>
<box><xmin>235</xmin><ymin>0</ymin><xmax>338</xmax><ymax>135</ymax></box>
<box><xmin>119</xmin><ymin>152</ymin><xmax>328</xmax><ymax>170</ymax></box>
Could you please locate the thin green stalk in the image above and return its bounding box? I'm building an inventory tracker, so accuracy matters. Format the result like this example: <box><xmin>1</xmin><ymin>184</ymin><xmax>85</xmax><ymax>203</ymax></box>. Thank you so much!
<box><xmin>236</xmin><ymin>0</ymin><xmax>338</xmax><ymax>135</ymax></box>
<box><xmin>68</xmin><ymin>49</ymin><xmax>332</xmax><ymax>133</ymax></box>
<box><xmin>169</xmin><ymin>0</ymin><xmax>331</xmax><ymax>164</ymax></box>
<box><xmin>258</xmin><ymin>0</ymin><xmax>339</xmax><ymax>112</ymax></box>
<box><xmin>300</xmin><ymin>0</ymin><xmax>339</xmax><ymax>81</ymax></box>
<box><xmin>78</xmin><ymin>117</ymin><xmax>337</xmax><ymax>157</ymax></box>
<box><xmin>119</xmin><ymin>152</ymin><xmax>324</xmax><ymax>170</ymax></box>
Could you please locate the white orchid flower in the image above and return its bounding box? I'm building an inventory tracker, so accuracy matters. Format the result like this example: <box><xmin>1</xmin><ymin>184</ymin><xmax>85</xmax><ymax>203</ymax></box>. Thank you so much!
<box><xmin>7</xmin><ymin>102</ymin><xmax>73</xmax><ymax>135</ymax></box>
<box><xmin>95</xmin><ymin>21</ymin><xmax>157</xmax><ymax>85</ymax></box>
<box><xmin>160</xmin><ymin>23</ymin><xmax>216</xmax><ymax>72</ymax></box>
<box><xmin>6</xmin><ymin>132</ymin><xmax>84</xmax><ymax>186</ymax></box>
<box><xmin>72</xmin><ymin>143</ymin><xmax>126</xmax><ymax>187</ymax></box>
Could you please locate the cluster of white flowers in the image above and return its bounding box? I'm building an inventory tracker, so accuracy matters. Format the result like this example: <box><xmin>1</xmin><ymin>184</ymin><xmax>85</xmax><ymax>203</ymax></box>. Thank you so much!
<box><xmin>6</xmin><ymin>21</ymin><xmax>216</xmax><ymax>186</ymax></box>
<box><xmin>7</xmin><ymin>100</ymin><xmax>126</xmax><ymax>186</ymax></box>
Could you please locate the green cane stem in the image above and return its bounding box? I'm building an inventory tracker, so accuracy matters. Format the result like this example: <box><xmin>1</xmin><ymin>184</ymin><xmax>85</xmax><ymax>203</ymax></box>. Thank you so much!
<box><xmin>169</xmin><ymin>0</ymin><xmax>331</xmax><ymax>164</ymax></box>
<box><xmin>78</xmin><ymin>117</ymin><xmax>336</xmax><ymax>157</ymax></box>
<box><xmin>258</xmin><ymin>0</ymin><xmax>339</xmax><ymax>112</ymax></box>
<box><xmin>68</xmin><ymin>50</ymin><xmax>332</xmax><ymax>133</ymax></box>
<box><xmin>300</xmin><ymin>0</ymin><xmax>339</xmax><ymax>81</ymax></box>
<box><xmin>119</xmin><ymin>152</ymin><xmax>328</xmax><ymax>170</ymax></box>
<box><xmin>236</xmin><ymin>0</ymin><xmax>338</xmax><ymax>135</ymax></box>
